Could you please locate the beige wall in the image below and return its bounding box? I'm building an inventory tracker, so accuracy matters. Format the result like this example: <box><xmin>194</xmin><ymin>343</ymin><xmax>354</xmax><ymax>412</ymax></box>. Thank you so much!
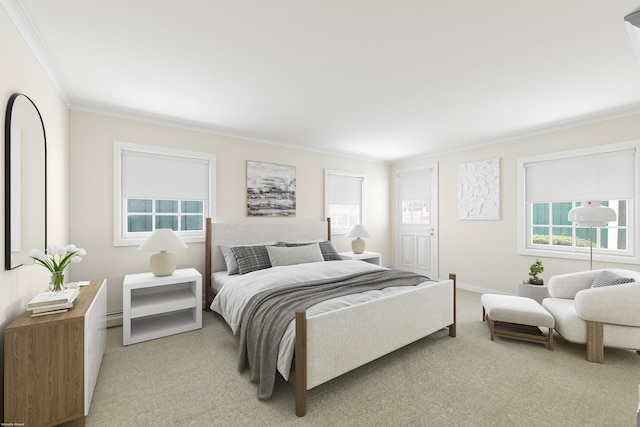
<box><xmin>68</xmin><ymin>111</ymin><xmax>390</xmax><ymax>315</ymax></box>
<box><xmin>0</xmin><ymin>5</ymin><xmax>69</xmax><ymax>416</ymax></box>
<box><xmin>392</xmin><ymin>114</ymin><xmax>640</xmax><ymax>294</ymax></box>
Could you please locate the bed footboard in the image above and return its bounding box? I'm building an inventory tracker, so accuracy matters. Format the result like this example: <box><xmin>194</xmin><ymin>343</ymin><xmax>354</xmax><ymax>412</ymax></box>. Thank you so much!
<box><xmin>291</xmin><ymin>273</ymin><xmax>456</xmax><ymax>416</ymax></box>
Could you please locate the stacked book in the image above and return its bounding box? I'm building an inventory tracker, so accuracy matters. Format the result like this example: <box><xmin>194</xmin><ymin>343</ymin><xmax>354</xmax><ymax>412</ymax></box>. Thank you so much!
<box><xmin>27</xmin><ymin>288</ymin><xmax>80</xmax><ymax>317</ymax></box>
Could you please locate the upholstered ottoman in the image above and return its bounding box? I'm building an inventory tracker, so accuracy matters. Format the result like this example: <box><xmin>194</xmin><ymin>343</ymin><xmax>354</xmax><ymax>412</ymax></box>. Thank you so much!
<box><xmin>481</xmin><ymin>294</ymin><xmax>555</xmax><ymax>350</ymax></box>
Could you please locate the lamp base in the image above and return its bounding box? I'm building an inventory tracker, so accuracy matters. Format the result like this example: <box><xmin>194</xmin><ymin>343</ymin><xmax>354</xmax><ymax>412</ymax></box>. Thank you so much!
<box><xmin>351</xmin><ymin>238</ymin><xmax>366</xmax><ymax>254</ymax></box>
<box><xmin>149</xmin><ymin>251</ymin><xmax>177</xmax><ymax>276</ymax></box>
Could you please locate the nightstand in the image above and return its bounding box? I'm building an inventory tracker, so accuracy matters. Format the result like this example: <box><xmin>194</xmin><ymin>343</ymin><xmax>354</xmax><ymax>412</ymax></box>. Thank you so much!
<box><xmin>123</xmin><ymin>268</ymin><xmax>202</xmax><ymax>345</ymax></box>
<box><xmin>339</xmin><ymin>251</ymin><xmax>381</xmax><ymax>265</ymax></box>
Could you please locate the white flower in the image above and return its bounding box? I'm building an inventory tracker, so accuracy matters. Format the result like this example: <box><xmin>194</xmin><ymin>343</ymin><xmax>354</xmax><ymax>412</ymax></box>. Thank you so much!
<box><xmin>24</xmin><ymin>243</ymin><xmax>87</xmax><ymax>273</ymax></box>
<box><xmin>29</xmin><ymin>249</ymin><xmax>47</xmax><ymax>261</ymax></box>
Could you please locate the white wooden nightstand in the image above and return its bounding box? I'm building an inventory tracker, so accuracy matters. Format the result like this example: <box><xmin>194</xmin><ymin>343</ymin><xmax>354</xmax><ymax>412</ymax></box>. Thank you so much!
<box><xmin>123</xmin><ymin>268</ymin><xmax>202</xmax><ymax>345</ymax></box>
<box><xmin>339</xmin><ymin>251</ymin><xmax>381</xmax><ymax>265</ymax></box>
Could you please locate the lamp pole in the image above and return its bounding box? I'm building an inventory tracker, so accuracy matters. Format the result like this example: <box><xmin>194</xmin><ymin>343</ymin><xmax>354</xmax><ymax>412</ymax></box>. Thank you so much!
<box><xmin>589</xmin><ymin>226</ymin><xmax>593</xmax><ymax>270</ymax></box>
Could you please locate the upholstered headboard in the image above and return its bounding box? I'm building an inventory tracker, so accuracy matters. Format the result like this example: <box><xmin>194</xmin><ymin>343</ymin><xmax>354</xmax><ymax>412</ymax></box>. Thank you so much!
<box><xmin>204</xmin><ymin>218</ymin><xmax>331</xmax><ymax>290</ymax></box>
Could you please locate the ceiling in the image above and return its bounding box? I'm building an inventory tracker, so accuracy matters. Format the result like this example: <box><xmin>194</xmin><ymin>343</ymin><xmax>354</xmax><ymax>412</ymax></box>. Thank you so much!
<box><xmin>5</xmin><ymin>0</ymin><xmax>640</xmax><ymax>162</ymax></box>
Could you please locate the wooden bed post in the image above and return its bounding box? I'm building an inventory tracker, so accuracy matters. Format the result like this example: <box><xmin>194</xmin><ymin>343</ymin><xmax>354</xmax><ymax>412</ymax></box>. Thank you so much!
<box><xmin>448</xmin><ymin>273</ymin><xmax>457</xmax><ymax>337</ymax></box>
<box><xmin>294</xmin><ymin>309</ymin><xmax>307</xmax><ymax>417</ymax></box>
<box><xmin>326</xmin><ymin>217</ymin><xmax>331</xmax><ymax>241</ymax></box>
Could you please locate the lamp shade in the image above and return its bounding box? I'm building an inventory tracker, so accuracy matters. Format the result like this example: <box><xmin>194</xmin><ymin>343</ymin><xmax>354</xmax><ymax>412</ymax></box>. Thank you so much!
<box><xmin>568</xmin><ymin>201</ymin><xmax>617</xmax><ymax>228</ymax></box>
<box><xmin>345</xmin><ymin>224</ymin><xmax>371</xmax><ymax>238</ymax></box>
<box><xmin>138</xmin><ymin>229</ymin><xmax>187</xmax><ymax>276</ymax></box>
<box><xmin>346</xmin><ymin>224</ymin><xmax>370</xmax><ymax>254</ymax></box>
<box><xmin>138</xmin><ymin>229</ymin><xmax>188</xmax><ymax>252</ymax></box>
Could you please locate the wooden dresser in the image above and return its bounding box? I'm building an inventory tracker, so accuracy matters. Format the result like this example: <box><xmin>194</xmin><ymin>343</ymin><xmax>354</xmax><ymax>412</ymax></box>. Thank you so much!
<box><xmin>4</xmin><ymin>279</ymin><xmax>107</xmax><ymax>427</ymax></box>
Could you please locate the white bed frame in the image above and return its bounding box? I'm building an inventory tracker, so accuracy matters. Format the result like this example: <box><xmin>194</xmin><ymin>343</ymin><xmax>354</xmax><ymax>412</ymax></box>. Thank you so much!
<box><xmin>205</xmin><ymin>218</ymin><xmax>456</xmax><ymax>416</ymax></box>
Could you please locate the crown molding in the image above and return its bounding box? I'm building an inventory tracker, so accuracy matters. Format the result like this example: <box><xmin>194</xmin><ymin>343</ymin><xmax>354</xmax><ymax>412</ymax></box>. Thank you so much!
<box><xmin>1</xmin><ymin>0</ymin><xmax>74</xmax><ymax>105</ymax></box>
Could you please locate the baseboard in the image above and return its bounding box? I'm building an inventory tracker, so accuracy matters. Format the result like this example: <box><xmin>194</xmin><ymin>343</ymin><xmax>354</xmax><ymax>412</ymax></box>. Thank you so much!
<box><xmin>456</xmin><ymin>282</ymin><xmax>514</xmax><ymax>295</ymax></box>
<box><xmin>107</xmin><ymin>311</ymin><xmax>123</xmax><ymax>328</ymax></box>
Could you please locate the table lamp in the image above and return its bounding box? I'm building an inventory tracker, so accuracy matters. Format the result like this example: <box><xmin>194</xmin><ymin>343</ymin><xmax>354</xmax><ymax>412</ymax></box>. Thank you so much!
<box><xmin>346</xmin><ymin>224</ymin><xmax>370</xmax><ymax>254</ymax></box>
<box><xmin>138</xmin><ymin>229</ymin><xmax>188</xmax><ymax>276</ymax></box>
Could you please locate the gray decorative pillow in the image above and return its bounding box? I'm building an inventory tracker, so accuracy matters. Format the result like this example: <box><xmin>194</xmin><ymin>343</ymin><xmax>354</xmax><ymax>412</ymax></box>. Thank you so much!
<box><xmin>230</xmin><ymin>245</ymin><xmax>277</xmax><ymax>275</ymax></box>
<box><xmin>591</xmin><ymin>270</ymin><xmax>635</xmax><ymax>288</ymax></box>
<box><xmin>319</xmin><ymin>240</ymin><xmax>342</xmax><ymax>261</ymax></box>
<box><xmin>283</xmin><ymin>240</ymin><xmax>342</xmax><ymax>261</ymax></box>
<box><xmin>219</xmin><ymin>242</ymin><xmax>276</xmax><ymax>274</ymax></box>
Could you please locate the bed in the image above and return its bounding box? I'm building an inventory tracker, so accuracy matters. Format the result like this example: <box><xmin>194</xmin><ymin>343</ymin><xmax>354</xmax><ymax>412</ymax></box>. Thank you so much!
<box><xmin>204</xmin><ymin>218</ymin><xmax>456</xmax><ymax>416</ymax></box>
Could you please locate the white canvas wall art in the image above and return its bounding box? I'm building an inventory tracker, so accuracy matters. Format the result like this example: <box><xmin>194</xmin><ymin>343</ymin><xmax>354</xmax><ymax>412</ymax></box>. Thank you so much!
<box><xmin>458</xmin><ymin>158</ymin><xmax>500</xmax><ymax>220</ymax></box>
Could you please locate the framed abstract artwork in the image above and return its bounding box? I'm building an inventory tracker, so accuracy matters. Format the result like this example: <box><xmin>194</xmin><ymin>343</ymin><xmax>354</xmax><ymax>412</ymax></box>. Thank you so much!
<box><xmin>458</xmin><ymin>158</ymin><xmax>500</xmax><ymax>220</ymax></box>
<box><xmin>246</xmin><ymin>160</ymin><xmax>296</xmax><ymax>216</ymax></box>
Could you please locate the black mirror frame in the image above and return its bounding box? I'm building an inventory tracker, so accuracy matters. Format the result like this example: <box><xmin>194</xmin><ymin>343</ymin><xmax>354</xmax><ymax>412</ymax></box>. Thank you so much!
<box><xmin>4</xmin><ymin>93</ymin><xmax>47</xmax><ymax>270</ymax></box>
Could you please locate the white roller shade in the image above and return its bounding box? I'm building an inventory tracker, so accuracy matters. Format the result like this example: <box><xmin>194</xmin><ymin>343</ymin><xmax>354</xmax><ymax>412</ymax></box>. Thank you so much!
<box><xmin>122</xmin><ymin>150</ymin><xmax>210</xmax><ymax>200</ymax></box>
<box><xmin>525</xmin><ymin>148</ymin><xmax>635</xmax><ymax>203</ymax></box>
<box><xmin>326</xmin><ymin>173</ymin><xmax>363</xmax><ymax>205</ymax></box>
<box><xmin>398</xmin><ymin>169</ymin><xmax>431</xmax><ymax>200</ymax></box>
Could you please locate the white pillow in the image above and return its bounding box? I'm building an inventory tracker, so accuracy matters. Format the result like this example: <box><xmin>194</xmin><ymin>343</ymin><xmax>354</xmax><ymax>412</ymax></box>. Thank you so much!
<box><xmin>266</xmin><ymin>243</ymin><xmax>324</xmax><ymax>267</ymax></box>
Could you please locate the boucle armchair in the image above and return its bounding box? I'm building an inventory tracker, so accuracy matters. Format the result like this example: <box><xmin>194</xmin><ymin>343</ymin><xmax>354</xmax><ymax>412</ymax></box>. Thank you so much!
<box><xmin>542</xmin><ymin>269</ymin><xmax>640</xmax><ymax>363</ymax></box>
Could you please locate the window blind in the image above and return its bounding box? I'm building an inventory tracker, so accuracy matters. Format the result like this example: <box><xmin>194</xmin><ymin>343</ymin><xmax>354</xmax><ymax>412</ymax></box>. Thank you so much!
<box><xmin>525</xmin><ymin>148</ymin><xmax>635</xmax><ymax>203</ymax></box>
<box><xmin>398</xmin><ymin>169</ymin><xmax>431</xmax><ymax>200</ymax></box>
<box><xmin>121</xmin><ymin>150</ymin><xmax>210</xmax><ymax>200</ymax></box>
<box><xmin>326</xmin><ymin>173</ymin><xmax>363</xmax><ymax>205</ymax></box>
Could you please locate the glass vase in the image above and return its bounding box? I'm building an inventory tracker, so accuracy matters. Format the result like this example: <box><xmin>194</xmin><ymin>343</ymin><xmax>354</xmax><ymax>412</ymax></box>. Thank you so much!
<box><xmin>50</xmin><ymin>271</ymin><xmax>65</xmax><ymax>292</ymax></box>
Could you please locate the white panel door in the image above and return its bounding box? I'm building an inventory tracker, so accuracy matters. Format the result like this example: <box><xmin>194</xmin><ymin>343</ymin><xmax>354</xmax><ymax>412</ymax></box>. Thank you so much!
<box><xmin>395</xmin><ymin>164</ymin><xmax>438</xmax><ymax>279</ymax></box>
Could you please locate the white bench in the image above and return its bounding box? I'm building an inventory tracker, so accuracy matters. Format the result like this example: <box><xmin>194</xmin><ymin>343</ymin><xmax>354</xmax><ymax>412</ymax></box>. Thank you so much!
<box><xmin>481</xmin><ymin>294</ymin><xmax>555</xmax><ymax>350</ymax></box>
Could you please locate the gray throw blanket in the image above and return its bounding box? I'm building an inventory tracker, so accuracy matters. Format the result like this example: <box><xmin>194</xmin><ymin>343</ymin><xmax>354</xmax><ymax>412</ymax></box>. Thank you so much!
<box><xmin>237</xmin><ymin>269</ymin><xmax>431</xmax><ymax>400</ymax></box>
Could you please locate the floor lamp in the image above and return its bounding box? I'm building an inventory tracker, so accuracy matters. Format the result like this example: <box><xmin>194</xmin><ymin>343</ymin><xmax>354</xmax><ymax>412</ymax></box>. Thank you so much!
<box><xmin>568</xmin><ymin>201</ymin><xmax>616</xmax><ymax>270</ymax></box>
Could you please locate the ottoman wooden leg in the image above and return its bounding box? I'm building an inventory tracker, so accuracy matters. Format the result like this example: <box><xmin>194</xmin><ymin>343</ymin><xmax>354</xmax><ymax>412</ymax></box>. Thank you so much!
<box><xmin>548</xmin><ymin>328</ymin><xmax>554</xmax><ymax>351</ymax></box>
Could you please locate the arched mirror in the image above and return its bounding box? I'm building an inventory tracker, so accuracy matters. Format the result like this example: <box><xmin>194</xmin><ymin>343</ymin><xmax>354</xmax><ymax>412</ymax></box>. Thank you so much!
<box><xmin>4</xmin><ymin>93</ymin><xmax>47</xmax><ymax>269</ymax></box>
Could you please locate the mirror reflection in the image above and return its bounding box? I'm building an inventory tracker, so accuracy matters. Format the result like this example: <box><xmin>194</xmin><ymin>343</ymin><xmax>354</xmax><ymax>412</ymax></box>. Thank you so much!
<box><xmin>5</xmin><ymin>93</ymin><xmax>47</xmax><ymax>269</ymax></box>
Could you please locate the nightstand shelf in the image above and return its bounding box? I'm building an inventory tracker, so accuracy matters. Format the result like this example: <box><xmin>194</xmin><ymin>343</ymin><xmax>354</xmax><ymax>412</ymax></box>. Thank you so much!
<box><xmin>130</xmin><ymin>287</ymin><xmax>197</xmax><ymax>318</ymax></box>
<box><xmin>123</xmin><ymin>268</ymin><xmax>202</xmax><ymax>346</ymax></box>
<box><xmin>130</xmin><ymin>311</ymin><xmax>198</xmax><ymax>343</ymax></box>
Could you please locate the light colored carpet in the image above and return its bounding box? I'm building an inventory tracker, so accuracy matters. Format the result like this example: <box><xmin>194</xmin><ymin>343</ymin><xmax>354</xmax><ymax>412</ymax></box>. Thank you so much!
<box><xmin>78</xmin><ymin>290</ymin><xmax>639</xmax><ymax>426</ymax></box>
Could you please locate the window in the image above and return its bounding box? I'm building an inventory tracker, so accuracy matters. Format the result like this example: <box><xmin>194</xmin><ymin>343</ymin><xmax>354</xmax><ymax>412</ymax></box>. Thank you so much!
<box><xmin>324</xmin><ymin>170</ymin><xmax>365</xmax><ymax>234</ymax></box>
<box><xmin>126</xmin><ymin>199</ymin><xmax>204</xmax><ymax>232</ymax></box>
<box><xmin>517</xmin><ymin>141</ymin><xmax>638</xmax><ymax>263</ymax></box>
<box><xmin>530</xmin><ymin>200</ymin><xmax>627</xmax><ymax>251</ymax></box>
<box><xmin>114</xmin><ymin>142</ymin><xmax>216</xmax><ymax>246</ymax></box>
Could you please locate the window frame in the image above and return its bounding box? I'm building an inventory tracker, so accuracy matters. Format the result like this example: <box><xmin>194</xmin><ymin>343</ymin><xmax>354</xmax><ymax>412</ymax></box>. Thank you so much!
<box><xmin>324</xmin><ymin>169</ymin><xmax>365</xmax><ymax>235</ymax></box>
<box><xmin>113</xmin><ymin>141</ymin><xmax>216</xmax><ymax>247</ymax></box>
<box><xmin>517</xmin><ymin>141</ymin><xmax>639</xmax><ymax>264</ymax></box>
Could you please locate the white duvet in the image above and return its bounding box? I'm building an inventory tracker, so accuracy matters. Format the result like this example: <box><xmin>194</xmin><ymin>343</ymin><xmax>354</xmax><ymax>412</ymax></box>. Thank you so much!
<box><xmin>210</xmin><ymin>260</ymin><xmax>429</xmax><ymax>379</ymax></box>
